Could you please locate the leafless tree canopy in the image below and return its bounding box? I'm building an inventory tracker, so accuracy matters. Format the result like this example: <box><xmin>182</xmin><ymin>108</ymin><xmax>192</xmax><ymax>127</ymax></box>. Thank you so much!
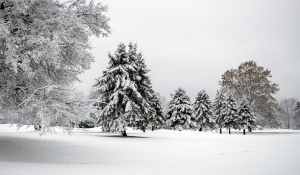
<box><xmin>279</xmin><ymin>98</ymin><xmax>297</xmax><ymax>129</ymax></box>
<box><xmin>292</xmin><ymin>101</ymin><xmax>300</xmax><ymax>129</ymax></box>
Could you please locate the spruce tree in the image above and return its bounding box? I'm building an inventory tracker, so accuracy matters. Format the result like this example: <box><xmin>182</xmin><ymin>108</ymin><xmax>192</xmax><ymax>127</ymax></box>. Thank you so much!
<box><xmin>220</xmin><ymin>94</ymin><xmax>239</xmax><ymax>134</ymax></box>
<box><xmin>193</xmin><ymin>90</ymin><xmax>216</xmax><ymax>131</ymax></box>
<box><xmin>167</xmin><ymin>88</ymin><xmax>195</xmax><ymax>131</ymax></box>
<box><xmin>128</xmin><ymin>43</ymin><xmax>156</xmax><ymax>132</ymax></box>
<box><xmin>149</xmin><ymin>93</ymin><xmax>165</xmax><ymax>130</ymax></box>
<box><xmin>213</xmin><ymin>90</ymin><xmax>225</xmax><ymax>134</ymax></box>
<box><xmin>238</xmin><ymin>98</ymin><xmax>256</xmax><ymax>134</ymax></box>
<box><xmin>93</xmin><ymin>43</ymin><xmax>154</xmax><ymax>136</ymax></box>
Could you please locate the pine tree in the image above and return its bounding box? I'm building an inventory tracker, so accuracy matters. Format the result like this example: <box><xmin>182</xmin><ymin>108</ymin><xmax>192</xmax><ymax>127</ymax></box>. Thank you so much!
<box><xmin>128</xmin><ymin>43</ymin><xmax>156</xmax><ymax>132</ymax></box>
<box><xmin>149</xmin><ymin>93</ymin><xmax>165</xmax><ymax>130</ymax></box>
<box><xmin>193</xmin><ymin>90</ymin><xmax>216</xmax><ymax>131</ymax></box>
<box><xmin>220</xmin><ymin>94</ymin><xmax>239</xmax><ymax>134</ymax></box>
<box><xmin>238</xmin><ymin>98</ymin><xmax>256</xmax><ymax>134</ymax></box>
<box><xmin>213</xmin><ymin>90</ymin><xmax>225</xmax><ymax>134</ymax></box>
<box><xmin>166</xmin><ymin>88</ymin><xmax>195</xmax><ymax>131</ymax></box>
<box><xmin>93</xmin><ymin>43</ymin><xmax>154</xmax><ymax>136</ymax></box>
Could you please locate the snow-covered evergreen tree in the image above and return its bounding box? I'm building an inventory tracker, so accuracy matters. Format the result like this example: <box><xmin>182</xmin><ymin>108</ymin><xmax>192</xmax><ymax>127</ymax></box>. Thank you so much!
<box><xmin>237</xmin><ymin>98</ymin><xmax>256</xmax><ymax>134</ymax></box>
<box><xmin>166</xmin><ymin>88</ymin><xmax>195</xmax><ymax>131</ymax></box>
<box><xmin>129</xmin><ymin>43</ymin><xmax>156</xmax><ymax>131</ymax></box>
<box><xmin>193</xmin><ymin>90</ymin><xmax>216</xmax><ymax>131</ymax></box>
<box><xmin>93</xmin><ymin>43</ymin><xmax>155</xmax><ymax>136</ymax></box>
<box><xmin>0</xmin><ymin>0</ymin><xmax>110</xmax><ymax>133</ymax></box>
<box><xmin>149</xmin><ymin>93</ymin><xmax>165</xmax><ymax>130</ymax></box>
<box><xmin>218</xmin><ymin>94</ymin><xmax>239</xmax><ymax>134</ymax></box>
<box><xmin>213</xmin><ymin>90</ymin><xmax>225</xmax><ymax>133</ymax></box>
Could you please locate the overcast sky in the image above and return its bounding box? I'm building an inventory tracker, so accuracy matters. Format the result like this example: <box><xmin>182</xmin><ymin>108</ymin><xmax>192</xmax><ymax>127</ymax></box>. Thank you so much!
<box><xmin>75</xmin><ymin>0</ymin><xmax>300</xmax><ymax>101</ymax></box>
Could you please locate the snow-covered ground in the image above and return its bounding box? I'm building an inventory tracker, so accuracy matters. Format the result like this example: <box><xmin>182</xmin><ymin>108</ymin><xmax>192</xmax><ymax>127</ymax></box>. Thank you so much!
<box><xmin>0</xmin><ymin>124</ymin><xmax>300</xmax><ymax>175</ymax></box>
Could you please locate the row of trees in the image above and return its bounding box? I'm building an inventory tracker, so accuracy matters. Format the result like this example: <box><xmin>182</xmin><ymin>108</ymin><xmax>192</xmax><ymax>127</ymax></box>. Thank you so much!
<box><xmin>166</xmin><ymin>88</ymin><xmax>256</xmax><ymax>134</ymax></box>
<box><xmin>0</xmin><ymin>0</ymin><xmax>290</xmax><ymax>135</ymax></box>
<box><xmin>91</xmin><ymin>43</ymin><xmax>257</xmax><ymax>136</ymax></box>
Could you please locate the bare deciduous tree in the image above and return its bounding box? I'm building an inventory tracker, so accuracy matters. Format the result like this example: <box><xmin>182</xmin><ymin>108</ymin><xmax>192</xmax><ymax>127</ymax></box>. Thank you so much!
<box><xmin>279</xmin><ymin>98</ymin><xmax>297</xmax><ymax>129</ymax></box>
<box><xmin>293</xmin><ymin>102</ymin><xmax>300</xmax><ymax>129</ymax></box>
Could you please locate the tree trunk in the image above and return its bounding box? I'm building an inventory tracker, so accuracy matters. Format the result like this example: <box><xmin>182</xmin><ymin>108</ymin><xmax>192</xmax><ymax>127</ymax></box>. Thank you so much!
<box><xmin>121</xmin><ymin>130</ymin><xmax>127</xmax><ymax>137</ymax></box>
<box><xmin>152</xmin><ymin>126</ymin><xmax>155</xmax><ymax>131</ymax></box>
<box><xmin>220</xmin><ymin>128</ymin><xmax>222</xmax><ymax>134</ymax></box>
<box><xmin>229</xmin><ymin>128</ymin><xmax>231</xmax><ymax>134</ymax></box>
<box><xmin>34</xmin><ymin>125</ymin><xmax>41</xmax><ymax>131</ymax></box>
<box><xmin>243</xmin><ymin>129</ymin><xmax>246</xmax><ymax>135</ymax></box>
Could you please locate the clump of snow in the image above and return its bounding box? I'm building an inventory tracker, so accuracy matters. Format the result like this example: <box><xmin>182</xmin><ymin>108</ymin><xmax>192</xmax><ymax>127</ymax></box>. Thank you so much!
<box><xmin>0</xmin><ymin>124</ymin><xmax>300</xmax><ymax>175</ymax></box>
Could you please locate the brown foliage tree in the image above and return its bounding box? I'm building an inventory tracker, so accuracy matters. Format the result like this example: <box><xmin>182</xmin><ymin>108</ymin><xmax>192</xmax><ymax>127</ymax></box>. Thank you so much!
<box><xmin>219</xmin><ymin>61</ymin><xmax>280</xmax><ymax>127</ymax></box>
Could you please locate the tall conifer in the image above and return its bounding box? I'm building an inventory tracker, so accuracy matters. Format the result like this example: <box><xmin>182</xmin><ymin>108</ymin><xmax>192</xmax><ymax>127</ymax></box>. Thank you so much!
<box><xmin>220</xmin><ymin>94</ymin><xmax>239</xmax><ymax>134</ymax></box>
<box><xmin>193</xmin><ymin>90</ymin><xmax>216</xmax><ymax>131</ymax></box>
<box><xmin>94</xmin><ymin>43</ymin><xmax>154</xmax><ymax>136</ymax></box>
<box><xmin>213</xmin><ymin>90</ymin><xmax>225</xmax><ymax>134</ymax></box>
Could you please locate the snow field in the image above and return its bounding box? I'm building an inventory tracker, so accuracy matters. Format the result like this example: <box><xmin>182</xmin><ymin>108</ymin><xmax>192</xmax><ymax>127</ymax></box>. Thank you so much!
<box><xmin>0</xmin><ymin>124</ymin><xmax>300</xmax><ymax>175</ymax></box>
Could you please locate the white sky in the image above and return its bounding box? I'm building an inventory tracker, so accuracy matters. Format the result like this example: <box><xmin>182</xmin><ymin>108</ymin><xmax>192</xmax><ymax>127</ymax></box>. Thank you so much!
<box><xmin>75</xmin><ymin>0</ymin><xmax>300</xmax><ymax>101</ymax></box>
